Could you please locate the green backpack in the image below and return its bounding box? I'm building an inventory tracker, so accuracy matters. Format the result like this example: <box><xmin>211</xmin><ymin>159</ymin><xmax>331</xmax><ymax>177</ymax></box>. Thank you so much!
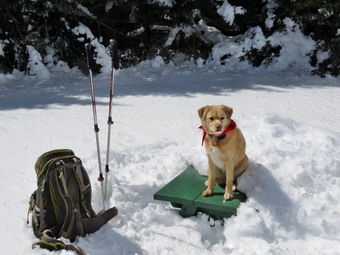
<box><xmin>28</xmin><ymin>149</ymin><xmax>118</xmax><ymax>254</ymax></box>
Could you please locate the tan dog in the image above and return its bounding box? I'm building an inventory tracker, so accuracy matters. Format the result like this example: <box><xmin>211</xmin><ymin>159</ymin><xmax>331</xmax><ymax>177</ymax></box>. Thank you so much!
<box><xmin>198</xmin><ymin>105</ymin><xmax>248</xmax><ymax>201</ymax></box>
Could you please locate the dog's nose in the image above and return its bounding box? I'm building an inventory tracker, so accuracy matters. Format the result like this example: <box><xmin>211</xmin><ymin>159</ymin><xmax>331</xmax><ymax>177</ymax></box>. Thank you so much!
<box><xmin>216</xmin><ymin>124</ymin><xmax>222</xmax><ymax>131</ymax></box>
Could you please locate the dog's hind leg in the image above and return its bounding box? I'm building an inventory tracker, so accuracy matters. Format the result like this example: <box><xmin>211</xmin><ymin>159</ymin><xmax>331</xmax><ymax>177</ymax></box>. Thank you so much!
<box><xmin>234</xmin><ymin>155</ymin><xmax>249</xmax><ymax>179</ymax></box>
<box><xmin>231</xmin><ymin>155</ymin><xmax>249</xmax><ymax>193</ymax></box>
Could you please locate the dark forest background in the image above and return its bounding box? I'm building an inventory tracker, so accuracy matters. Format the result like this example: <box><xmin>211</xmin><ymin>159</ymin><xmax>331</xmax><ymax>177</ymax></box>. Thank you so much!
<box><xmin>0</xmin><ymin>0</ymin><xmax>339</xmax><ymax>77</ymax></box>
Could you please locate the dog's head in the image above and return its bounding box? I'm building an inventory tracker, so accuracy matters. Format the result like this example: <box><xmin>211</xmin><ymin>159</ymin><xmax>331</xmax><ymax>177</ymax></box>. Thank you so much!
<box><xmin>198</xmin><ymin>105</ymin><xmax>233</xmax><ymax>135</ymax></box>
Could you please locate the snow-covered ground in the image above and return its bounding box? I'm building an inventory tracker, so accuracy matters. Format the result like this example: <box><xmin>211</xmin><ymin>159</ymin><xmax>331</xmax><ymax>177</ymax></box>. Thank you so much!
<box><xmin>0</xmin><ymin>62</ymin><xmax>340</xmax><ymax>255</ymax></box>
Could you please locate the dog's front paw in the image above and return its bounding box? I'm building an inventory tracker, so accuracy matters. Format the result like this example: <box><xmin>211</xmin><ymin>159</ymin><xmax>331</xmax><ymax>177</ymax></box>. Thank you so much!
<box><xmin>224</xmin><ymin>192</ymin><xmax>233</xmax><ymax>201</ymax></box>
<box><xmin>204</xmin><ymin>180</ymin><xmax>208</xmax><ymax>187</ymax></box>
<box><xmin>202</xmin><ymin>189</ymin><xmax>213</xmax><ymax>197</ymax></box>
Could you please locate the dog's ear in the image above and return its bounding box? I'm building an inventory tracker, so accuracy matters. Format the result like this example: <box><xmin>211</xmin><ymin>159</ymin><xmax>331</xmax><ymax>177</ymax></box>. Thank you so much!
<box><xmin>221</xmin><ymin>105</ymin><xmax>233</xmax><ymax>119</ymax></box>
<box><xmin>198</xmin><ymin>106</ymin><xmax>209</xmax><ymax>120</ymax></box>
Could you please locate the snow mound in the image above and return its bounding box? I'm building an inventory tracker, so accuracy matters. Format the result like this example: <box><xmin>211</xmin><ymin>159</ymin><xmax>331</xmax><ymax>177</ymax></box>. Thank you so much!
<box><xmin>26</xmin><ymin>45</ymin><xmax>51</xmax><ymax>79</ymax></box>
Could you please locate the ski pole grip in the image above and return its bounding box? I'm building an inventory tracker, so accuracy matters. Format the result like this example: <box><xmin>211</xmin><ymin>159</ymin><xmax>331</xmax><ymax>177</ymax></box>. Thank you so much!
<box><xmin>85</xmin><ymin>43</ymin><xmax>95</xmax><ymax>70</ymax></box>
<box><xmin>110</xmin><ymin>39</ymin><xmax>119</xmax><ymax>70</ymax></box>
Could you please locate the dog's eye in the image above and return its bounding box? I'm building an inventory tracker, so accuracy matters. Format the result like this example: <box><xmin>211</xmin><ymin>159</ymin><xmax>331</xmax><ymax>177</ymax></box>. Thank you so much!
<box><xmin>221</xmin><ymin>117</ymin><xmax>225</xmax><ymax>120</ymax></box>
<box><xmin>209</xmin><ymin>117</ymin><xmax>214</xmax><ymax>121</ymax></box>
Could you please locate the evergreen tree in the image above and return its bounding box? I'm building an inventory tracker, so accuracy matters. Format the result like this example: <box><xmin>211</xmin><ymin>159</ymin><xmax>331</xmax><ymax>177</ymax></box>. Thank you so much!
<box><xmin>0</xmin><ymin>0</ymin><xmax>338</xmax><ymax>76</ymax></box>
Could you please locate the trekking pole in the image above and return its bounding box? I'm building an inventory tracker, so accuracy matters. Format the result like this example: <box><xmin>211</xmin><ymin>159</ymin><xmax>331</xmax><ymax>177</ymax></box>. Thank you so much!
<box><xmin>85</xmin><ymin>43</ymin><xmax>105</xmax><ymax>210</ymax></box>
<box><xmin>104</xmin><ymin>39</ymin><xmax>119</xmax><ymax>201</ymax></box>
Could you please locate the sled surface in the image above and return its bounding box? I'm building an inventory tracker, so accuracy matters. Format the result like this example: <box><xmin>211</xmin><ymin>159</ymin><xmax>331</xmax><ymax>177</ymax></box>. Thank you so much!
<box><xmin>154</xmin><ymin>166</ymin><xmax>246</xmax><ymax>218</ymax></box>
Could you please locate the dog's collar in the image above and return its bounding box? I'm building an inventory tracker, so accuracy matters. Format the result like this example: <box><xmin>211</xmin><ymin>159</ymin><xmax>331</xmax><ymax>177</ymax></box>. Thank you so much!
<box><xmin>198</xmin><ymin>120</ymin><xmax>237</xmax><ymax>146</ymax></box>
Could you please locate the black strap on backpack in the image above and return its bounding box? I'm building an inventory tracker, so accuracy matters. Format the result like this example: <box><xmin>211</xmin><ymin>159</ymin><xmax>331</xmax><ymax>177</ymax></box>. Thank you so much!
<box><xmin>30</xmin><ymin>207</ymin><xmax>118</xmax><ymax>255</ymax></box>
<box><xmin>32</xmin><ymin>230</ymin><xmax>86</xmax><ymax>255</ymax></box>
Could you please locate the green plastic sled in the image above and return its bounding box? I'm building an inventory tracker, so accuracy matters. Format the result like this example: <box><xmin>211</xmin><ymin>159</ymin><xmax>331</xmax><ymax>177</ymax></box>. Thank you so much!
<box><xmin>154</xmin><ymin>165</ymin><xmax>246</xmax><ymax>218</ymax></box>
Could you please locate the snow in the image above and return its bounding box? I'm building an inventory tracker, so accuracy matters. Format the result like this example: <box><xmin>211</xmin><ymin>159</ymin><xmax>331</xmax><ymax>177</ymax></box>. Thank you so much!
<box><xmin>70</xmin><ymin>23</ymin><xmax>111</xmax><ymax>73</ymax></box>
<box><xmin>0</xmin><ymin>40</ymin><xmax>4</xmax><ymax>56</ymax></box>
<box><xmin>0</xmin><ymin>72</ymin><xmax>15</xmax><ymax>83</ymax></box>
<box><xmin>68</xmin><ymin>0</ymin><xmax>96</xmax><ymax>18</ymax></box>
<box><xmin>150</xmin><ymin>56</ymin><xmax>165</xmax><ymax>68</ymax></box>
<box><xmin>26</xmin><ymin>45</ymin><xmax>51</xmax><ymax>79</ymax></box>
<box><xmin>164</xmin><ymin>27</ymin><xmax>181</xmax><ymax>47</ymax></box>
<box><xmin>209</xmin><ymin>19</ymin><xmax>316</xmax><ymax>72</ymax></box>
<box><xmin>217</xmin><ymin>0</ymin><xmax>246</xmax><ymax>25</ymax></box>
<box><xmin>267</xmin><ymin>18</ymin><xmax>316</xmax><ymax>71</ymax></box>
<box><xmin>0</xmin><ymin>58</ymin><xmax>340</xmax><ymax>254</ymax></box>
<box><xmin>264</xmin><ymin>0</ymin><xmax>278</xmax><ymax>29</ymax></box>
<box><xmin>153</xmin><ymin>0</ymin><xmax>174</xmax><ymax>7</ymax></box>
<box><xmin>265</xmin><ymin>9</ymin><xmax>275</xmax><ymax>29</ymax></box>
<box><xmin>197</xmin><ymin>20</ymin><xmax>225</xmax><ymax>44</ymax></box>
<box><xmin>316</xmin><ymin>50</ymin><xmax>330</xmax><ymax>64</ymax></box>
<box><xmin>105</xmin><ymin>1</ymin><xmax>114</xmax><ymax>12</ymax></box>
<box><xmin>72</xmin><ymin>23</ymin><xmax>95</xmax><ymax>40</ymax></box>
<box><xmin>242</xmin><ymin>26</ymin><xmax>267</xmax><ymax>50</ymax></box>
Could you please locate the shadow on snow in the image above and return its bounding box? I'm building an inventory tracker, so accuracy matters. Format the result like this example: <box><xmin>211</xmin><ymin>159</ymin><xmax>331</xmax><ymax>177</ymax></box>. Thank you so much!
<box><xmin>0</xmin><ymin>67</ymin><xmax>338</xmax><ymax>110</ymax></box>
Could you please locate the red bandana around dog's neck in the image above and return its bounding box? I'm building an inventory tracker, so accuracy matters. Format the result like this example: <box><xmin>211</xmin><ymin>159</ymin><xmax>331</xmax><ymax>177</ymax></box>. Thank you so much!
<box><xmin>198</xmin><ymin>120</ymin><xmax>237</xmax><ymax>146</ymax></box>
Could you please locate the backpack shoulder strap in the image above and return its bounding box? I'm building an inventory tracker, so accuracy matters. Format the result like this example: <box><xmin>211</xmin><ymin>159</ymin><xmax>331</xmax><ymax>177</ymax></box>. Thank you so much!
<box><xmin>53</xmin><ymin>159</ymin><xmax>85</xmax><ymax>241</ymax></box>
<box><xmin>72</xmin><ymin>157</ymin><xmax>96</xmax><ymax>218</ymax></box>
